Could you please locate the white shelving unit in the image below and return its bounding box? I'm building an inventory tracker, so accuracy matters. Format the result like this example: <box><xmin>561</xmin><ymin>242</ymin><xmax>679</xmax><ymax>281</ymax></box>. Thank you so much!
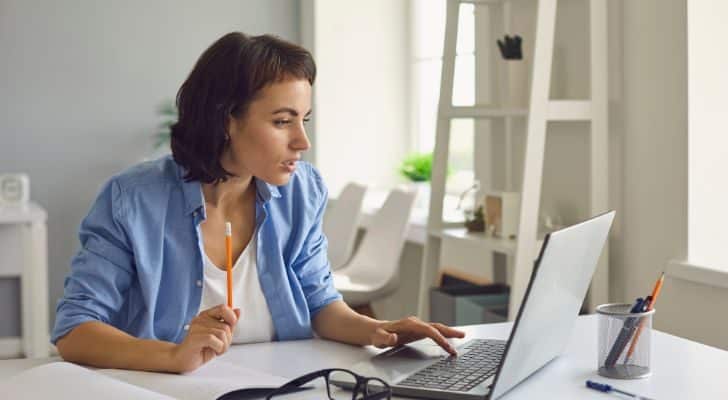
<box><xmin>0</xmin><ymin>203</ymin><xmax>50</xmax><ymax>358</ymax></box>
<box><xmin>416</xmin><ymin>0</ymin><xmax>609</xmax><ymax>321</ymax></box>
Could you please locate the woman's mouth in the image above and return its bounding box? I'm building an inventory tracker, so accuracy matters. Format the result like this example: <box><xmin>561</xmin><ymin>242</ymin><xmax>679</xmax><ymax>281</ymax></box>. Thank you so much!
<box><xmin>282</xmin><ymin>160</ymin><xmax>297</xmax><ymax>173</ymax></box>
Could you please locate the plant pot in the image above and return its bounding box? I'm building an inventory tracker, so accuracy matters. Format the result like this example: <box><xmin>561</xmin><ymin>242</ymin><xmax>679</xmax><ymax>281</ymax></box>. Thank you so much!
<box><xmin>411</xmin><ymin>181</ymin><xmax>430</xmax><ymax>209</ymax></box>
<box><xmin>465</xmin><ymin>219</ymin><xmax>485</xmax><ymax>233</ymax></box>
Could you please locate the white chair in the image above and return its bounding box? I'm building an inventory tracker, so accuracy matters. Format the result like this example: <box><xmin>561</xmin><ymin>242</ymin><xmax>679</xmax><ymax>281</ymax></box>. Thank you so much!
<box><xmin>333</xmin><ymin>189</ymin><xmax>416</xmax><ymax>309</ymax></box>
<box><xmin>323</xmin><ymin>182</ymin><xmax>367</xmax><ymax>270</ymax></box>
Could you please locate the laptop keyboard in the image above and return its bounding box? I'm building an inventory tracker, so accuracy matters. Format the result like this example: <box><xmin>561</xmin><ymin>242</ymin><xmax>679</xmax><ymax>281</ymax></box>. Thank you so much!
<box><xmin>397</xmin><ymin>339</ymin><xmax>506</xmax><ymax>393</ymax></box>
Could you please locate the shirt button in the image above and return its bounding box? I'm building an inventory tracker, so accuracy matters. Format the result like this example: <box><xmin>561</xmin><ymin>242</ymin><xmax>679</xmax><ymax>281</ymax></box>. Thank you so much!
<box><xmin>196</xmin><ymin>280</ymin><xmax>202</xmax><ymax>287</ymax></box>
<box><xmin>183</xmin><ymin>324</ymin><xmax>190</xmax><ymax>331</ymax></box>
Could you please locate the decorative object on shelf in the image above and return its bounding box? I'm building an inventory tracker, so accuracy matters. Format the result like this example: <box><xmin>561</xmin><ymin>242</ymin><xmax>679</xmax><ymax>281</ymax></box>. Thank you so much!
<box><xmin>153</xmin><ymin>99</ymin><xmax>178</xmax><ymax>150</ymax></box>
<box><xmin>0</xmin><ymin>173</ymin><xmax>30</xmax><ymax>207</ymax></box>
<box><xmin>497</xmin><ymin>34</ymin><xmax>529</xmax><ymax>108</ymax></box>
<box><xmin>464</xmin><ymin>205</ymin><xmax>485</xmax><ymax>233</ymax></box>
<box><xmin>496</xmin><ymin>35</ymin><xmax>522</xmax><ymax>60</ymax></box>
<box><xmin>483</xmin><ymin>191</ymin><xmax>521</xmax><ymax>239</ymax></box>
<box><xmin>456</xmin><ymin>180</ymin><xmax>485</xmax><ymax>232</ymax></box>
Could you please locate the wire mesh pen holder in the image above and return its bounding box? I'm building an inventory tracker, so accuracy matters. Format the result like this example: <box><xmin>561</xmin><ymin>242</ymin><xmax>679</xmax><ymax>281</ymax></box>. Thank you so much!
<box><xmin>596</xmin><ymin>303</ymin><xmax>655</xmax><ymax>379</ymax></box>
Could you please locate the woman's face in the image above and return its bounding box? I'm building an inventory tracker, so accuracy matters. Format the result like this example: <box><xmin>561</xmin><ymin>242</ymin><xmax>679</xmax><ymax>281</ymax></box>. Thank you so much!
<box><xmin>223</xmin><ymin>78</ymin><xmax>312</xmax><ymax>186</ymax></box>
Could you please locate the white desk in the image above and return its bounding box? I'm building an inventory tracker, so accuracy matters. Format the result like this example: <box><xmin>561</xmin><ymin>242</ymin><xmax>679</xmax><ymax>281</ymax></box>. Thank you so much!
<box><xmin>1</xmin><ymin>316</ymin><xmax>726</xmax><ymax>398</ymax></box>
<box><xmin>0</xmin><ymin>203</ymin><xmax>49</xmax><ymax>358</ymax></box>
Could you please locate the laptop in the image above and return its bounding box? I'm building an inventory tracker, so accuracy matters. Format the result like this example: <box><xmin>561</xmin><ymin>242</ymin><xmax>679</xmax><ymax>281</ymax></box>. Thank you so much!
<box><xmin>333</xmin><ymin>211</ymin><xmax>615</xmax><ymax>400</ymax></box>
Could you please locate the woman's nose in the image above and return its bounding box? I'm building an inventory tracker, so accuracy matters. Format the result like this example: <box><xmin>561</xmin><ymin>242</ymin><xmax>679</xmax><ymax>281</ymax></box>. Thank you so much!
<box><xmin>292</xmin><ymin>124</ymin><xmax>311</xmax><ymax>151</ymax></box>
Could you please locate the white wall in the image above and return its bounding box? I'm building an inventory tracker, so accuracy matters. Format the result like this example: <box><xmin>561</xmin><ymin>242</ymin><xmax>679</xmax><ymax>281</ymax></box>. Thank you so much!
<box><xmin>618</xmin><ymin>0</ymin><xmax>690</xmax><ymax>330</ymax></box>
<box><xmin>0</xmin><ymin>0</ymin><xmax>300</xmax><ymax>336</ymax></box>
<box><xmin>312</xmin><ymin>0</ymin><xmax>410</xmax><ymax>197</ymax></box>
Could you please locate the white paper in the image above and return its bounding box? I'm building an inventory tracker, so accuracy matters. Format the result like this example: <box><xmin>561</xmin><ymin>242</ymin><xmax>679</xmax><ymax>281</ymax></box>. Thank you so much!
<box><xmin>0</xmin><ymin>362</ymin><xmax>172</xmax><ymax>400</ymax></box>
<box><xmin>100</xmin><ymin>359</ymin><xmax>288</xmax><ymax>400</ymax></box>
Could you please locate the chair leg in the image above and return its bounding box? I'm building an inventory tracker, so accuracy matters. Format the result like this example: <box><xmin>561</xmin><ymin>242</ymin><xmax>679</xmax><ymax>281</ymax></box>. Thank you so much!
<box><xmin>353</xmin><ymin>303</ymin><xmax>376</xmax><ymax>318</ymax></box>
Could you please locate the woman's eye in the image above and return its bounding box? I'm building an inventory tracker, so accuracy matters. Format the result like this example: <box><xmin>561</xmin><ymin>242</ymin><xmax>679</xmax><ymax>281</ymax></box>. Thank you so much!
<box><xmin>274</xmin><ymin>120</ymin><xmax>290</xmax><ymax>126</ymax></box>
<box><xmin>303</xmin><ymin>118</ymin><xmax>311</xmax><ymax>124</ymax></box>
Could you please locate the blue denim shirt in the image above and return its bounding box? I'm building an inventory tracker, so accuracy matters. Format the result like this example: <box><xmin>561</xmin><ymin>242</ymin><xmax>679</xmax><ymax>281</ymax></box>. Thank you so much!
<box><xmin>51</xmin><ymin>155</ymin><xmax>341</xmax><ymax>345</ymax></box>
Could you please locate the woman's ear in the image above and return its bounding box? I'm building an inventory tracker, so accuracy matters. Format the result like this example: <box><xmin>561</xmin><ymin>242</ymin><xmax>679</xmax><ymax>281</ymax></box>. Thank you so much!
<box><xmin>225</xmin><ymin>115</ymin><xmax>237</xmax><ymax>142</ymax></box>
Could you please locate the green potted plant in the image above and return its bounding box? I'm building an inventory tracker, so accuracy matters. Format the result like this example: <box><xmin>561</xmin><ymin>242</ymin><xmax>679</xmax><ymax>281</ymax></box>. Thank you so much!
<box><xmin>399</xmin><ymin>152</ymin><xmax>433</xmax><ymax>182</ymax></box>
<box><xmin>153</xmin><ymin>100</ymin><xmax>178</xmax><ymax>152</ymax></box>
<box><xmin>398</xmin><ymin>152</ymin><xmax>434</xmax><ymax>208</ymax></box>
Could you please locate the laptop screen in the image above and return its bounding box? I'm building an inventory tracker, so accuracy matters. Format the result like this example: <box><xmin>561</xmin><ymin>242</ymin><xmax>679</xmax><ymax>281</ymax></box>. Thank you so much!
<box><xmin>489</xmin><ymin>211</ymin><xmax>614</xmax><ymax>399</ymax></box>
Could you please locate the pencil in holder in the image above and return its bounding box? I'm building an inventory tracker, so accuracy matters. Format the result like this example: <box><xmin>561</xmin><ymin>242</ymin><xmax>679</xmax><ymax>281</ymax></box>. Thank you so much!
<box><xmin>596</xmin><ymin>303</ymin><xmax>654</xmax><ymax>379</ymax></box>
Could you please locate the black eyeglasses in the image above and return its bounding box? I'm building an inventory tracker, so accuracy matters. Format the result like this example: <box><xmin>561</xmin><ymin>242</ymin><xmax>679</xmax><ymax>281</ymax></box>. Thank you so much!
<box><xmin>265</xmin><ymin>368</ymin><xmax>392</xmax><ymax>400</ymax></box>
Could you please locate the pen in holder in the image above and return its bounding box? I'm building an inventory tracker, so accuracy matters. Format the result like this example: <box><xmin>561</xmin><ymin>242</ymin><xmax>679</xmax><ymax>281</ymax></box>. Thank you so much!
<box><xmin>596</xmin><ymin>303</ymin><xmax>654</xmax><ymax>379</ymax></box>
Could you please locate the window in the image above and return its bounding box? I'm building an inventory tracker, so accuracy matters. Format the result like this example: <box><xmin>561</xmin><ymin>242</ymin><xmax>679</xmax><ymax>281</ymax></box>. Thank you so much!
<box><xmin>411</xmin><ymin>1</ymin><xmax>475</xmax><ymax>194</ymax></box>
<box><xmin>687</xmin><ymin>0</ymin><xmax>728</xmax><ymax>271</ymax></box>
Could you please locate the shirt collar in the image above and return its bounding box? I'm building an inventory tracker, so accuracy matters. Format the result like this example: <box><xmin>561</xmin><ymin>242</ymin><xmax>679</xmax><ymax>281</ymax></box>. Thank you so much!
<box><xmin>254</xmin><ymin>177</ymin><xmax>281</xmax><ymax>202</ymax></box>
<box><xmin>176</xmin><ymin>163</ymin><xmax>204</xmax><ymax>216</ymax></box>
<box><xmin>175</xmin><ymin>161</ymin><xmax>280</xmax><ymax>216</ymax></box>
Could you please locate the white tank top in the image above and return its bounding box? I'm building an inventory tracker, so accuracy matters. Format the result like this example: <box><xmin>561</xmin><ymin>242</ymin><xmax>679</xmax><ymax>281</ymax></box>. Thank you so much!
<box><xmin>198</xmin><ymin>230</ymin><xmax>275</xmax><ymax>344</ymax></box>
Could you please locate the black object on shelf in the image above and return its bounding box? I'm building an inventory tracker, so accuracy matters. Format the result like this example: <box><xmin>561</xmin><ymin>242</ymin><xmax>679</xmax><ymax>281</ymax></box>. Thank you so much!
<box><xmin>497</xmin><ymin>35</ymin><xmax>523</xmax><ymax>60</ymax></box>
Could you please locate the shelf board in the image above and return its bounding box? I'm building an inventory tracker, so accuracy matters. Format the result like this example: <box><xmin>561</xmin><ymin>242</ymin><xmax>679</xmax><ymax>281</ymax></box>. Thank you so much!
<box><xmin>443</xmin><ymin>106</ymin><xmax>528</xmax><ymax>119</ymax></box>
<box><xmin>460</xmin><ymin>0</ymin><xmax>512</xmax><ymax>5</ymax></box>
<box><xmin>430</xmin><ymin>227</ymin><xmax>518</xmax><ymax>255</ymax></box>
<box><xmin>0</xmin><ymin>202</ymin><xmax>47</xmax><ymax>224</ymax></box>
<box><xmin>440</xmin><ymin>101</ymin><xmax>595</xmax><ymax>122</ymax></box>
<box><xmin>546</xmin><ymin>100</ymin><xmax>592</xmax><ymax>121</ymax></box>
<box><xmin>429</xmin><ymin>227</ymin><xmax>547</xmax><ymax>257</ymax></box>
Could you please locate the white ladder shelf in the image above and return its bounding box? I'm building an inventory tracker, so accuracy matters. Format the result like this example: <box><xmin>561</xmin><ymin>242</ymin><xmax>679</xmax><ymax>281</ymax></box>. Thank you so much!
<box><xmin>416</xmin><ymin>0</ymin><xmax>609</xmax><ymax>321</ymax></box>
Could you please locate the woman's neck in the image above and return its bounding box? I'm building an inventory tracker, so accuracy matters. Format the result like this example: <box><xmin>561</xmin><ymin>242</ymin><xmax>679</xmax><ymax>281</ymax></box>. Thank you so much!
<box><xmin>201</xmin><ymin>175</ymin><xmax>255</xmax><ymax>213</ymax></box>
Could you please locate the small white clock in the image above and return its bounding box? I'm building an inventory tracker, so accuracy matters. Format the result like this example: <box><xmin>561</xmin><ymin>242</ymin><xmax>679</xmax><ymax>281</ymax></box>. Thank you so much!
<box><xmin>0</xmin><ymin>174</ymin><xmax>30</xmax><ymax>206</ymax></box>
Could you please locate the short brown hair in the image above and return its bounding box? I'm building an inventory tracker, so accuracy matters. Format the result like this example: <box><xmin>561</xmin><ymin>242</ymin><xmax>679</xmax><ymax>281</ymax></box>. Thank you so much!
<box><xmin>171</xmin><ymin>32</ymin><xmax>316</xmax><ymax>183</ymax></box>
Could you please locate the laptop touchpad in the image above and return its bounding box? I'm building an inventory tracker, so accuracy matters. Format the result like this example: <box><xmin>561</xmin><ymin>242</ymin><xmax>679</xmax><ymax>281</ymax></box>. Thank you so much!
<box><xmin>376</xmin><ymin>342</ymin><xmax>448</xmax><ymax>361</ymax></box>
<box><xmin>347</xmin><ymin>342</ymin><xmax>447</xmax><ymax>382</ymax></box>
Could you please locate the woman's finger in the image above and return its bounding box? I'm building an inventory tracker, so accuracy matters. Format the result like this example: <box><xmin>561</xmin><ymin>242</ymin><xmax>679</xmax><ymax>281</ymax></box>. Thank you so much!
<box><xmin>204</xmin><ymin>304</ymin><xmax>238</xmax><ymax>326</ymax></box>
<box><xmin>402</xmin><ymin>320</ymin><xmax>456</xmax><ymax>356</ymax></box>
<box><xmin>196</xmin><ymin>318</ymin><xmax>233</xmax><ymax>335</ymax></box>
<box><xmin>189</xmin><ymin>320</ymin><xmax>232</xmax><ymax>347</ymax></box>
<box><xmin>430</xmin><ymin>322</ymin><xmax>466</xmax><ymax>338</ymax></box>
<box><xmin>371</xmin><ymin>328</ymin><xmax>398</xmax><ymax>348</ymax></box>
<box><xmin>209</xmin><ymin>327</ymin><xmax>231</xmax><ymax>352</ymax></box>
<box><xmin>200</xmin><ymin>332</ymin><xmax>225</xmax><ymax>355</ymax></box>
<box><xmin>424</xmin><ymin>326</ymin><xmax>457</xmax><ymax>356</ymax></box>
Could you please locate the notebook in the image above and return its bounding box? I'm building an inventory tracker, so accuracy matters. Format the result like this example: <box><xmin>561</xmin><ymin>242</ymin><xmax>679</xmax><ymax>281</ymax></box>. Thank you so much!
<box><xmin>0</xmin><ymin>359</ymin><xmax>288</xmax><ymax>400</ymax></box>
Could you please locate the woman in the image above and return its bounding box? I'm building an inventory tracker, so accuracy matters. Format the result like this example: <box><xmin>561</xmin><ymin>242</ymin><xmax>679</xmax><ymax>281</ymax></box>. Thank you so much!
<box><xmin>52</xmin><ymin>32</ymin><xmax>464</xmax><ymax>373</ymax></box>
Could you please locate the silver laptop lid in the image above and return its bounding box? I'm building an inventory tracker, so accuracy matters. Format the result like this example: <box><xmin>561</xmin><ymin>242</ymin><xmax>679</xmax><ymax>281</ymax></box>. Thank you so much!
<box><xmin>489</xmin><ymin>211</ymin><xmax>615</xmax><ymax>399</ymax></box>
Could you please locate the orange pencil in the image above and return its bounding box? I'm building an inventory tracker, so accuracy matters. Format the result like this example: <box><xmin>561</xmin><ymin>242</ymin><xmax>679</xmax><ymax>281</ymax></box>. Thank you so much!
<box><xmin>625</xmin><ymin>272</ymin><xmax>665</xmax><ymax>361</ymax></box>
<box><xmin>225</xmin><ymin>221</ymin><xmax>233</xmax><ymax>308</ymax></box>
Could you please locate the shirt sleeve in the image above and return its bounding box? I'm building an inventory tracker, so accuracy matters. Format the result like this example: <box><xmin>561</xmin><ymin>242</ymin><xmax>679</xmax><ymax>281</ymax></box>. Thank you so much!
<box><xmin>291</xmin><ymin>166</ymin><xmax>343</xmax><ymax>319</ymax></box>
<box><xmin>51</xmin><ymin>178</ymin><xmax>136</xmax><ymax>344</ymax></box>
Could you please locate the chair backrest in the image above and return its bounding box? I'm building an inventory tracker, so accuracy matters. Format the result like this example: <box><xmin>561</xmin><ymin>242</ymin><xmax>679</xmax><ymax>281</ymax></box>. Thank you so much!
<box><xmin>323</xmin><ymin>182</ymin><xmax>367</xmax><ymax>270</ymax></box>
<box><xmin>341</xmin><ymin>189</ymin><xmax>416</xmax><ymax>288</ymax></box>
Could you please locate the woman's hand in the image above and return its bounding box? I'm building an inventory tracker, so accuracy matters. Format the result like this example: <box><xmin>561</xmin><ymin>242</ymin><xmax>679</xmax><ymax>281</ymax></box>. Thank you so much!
<box><xmin>169</xmin><ymin>304</ymin><xmax>240</xmax><ymax>373</ymax></box>
<box><xmin>369</xmin><ymin>316</ymin><xmax>466</xmax><ymax>356</ymax></box>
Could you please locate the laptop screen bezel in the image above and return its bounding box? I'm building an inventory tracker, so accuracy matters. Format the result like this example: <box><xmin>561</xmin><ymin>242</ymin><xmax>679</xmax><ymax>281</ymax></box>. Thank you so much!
<box><xmin>485</xmin><ymin>232</ymin><xmax>552</xmax><ymax>399</ymax></box>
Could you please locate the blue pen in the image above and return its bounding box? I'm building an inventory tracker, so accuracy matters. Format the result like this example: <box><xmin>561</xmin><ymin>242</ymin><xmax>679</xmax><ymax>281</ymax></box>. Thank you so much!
<box><xmin>586</xmin><ymin>380</ymin><xmax>655</xmax><ymax>400</ymax></box>
<box><xmin>604</xmin><ymin>297</ymin><xmax>645</xmax><ymax>367</ymax></box>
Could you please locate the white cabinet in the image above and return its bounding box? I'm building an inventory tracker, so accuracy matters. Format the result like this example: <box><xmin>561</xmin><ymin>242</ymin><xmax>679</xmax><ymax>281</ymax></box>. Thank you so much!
<box><xmin>0</xmin><ymin>203</ymin><xmax>50</xmax><ymax>358</ymax></box>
